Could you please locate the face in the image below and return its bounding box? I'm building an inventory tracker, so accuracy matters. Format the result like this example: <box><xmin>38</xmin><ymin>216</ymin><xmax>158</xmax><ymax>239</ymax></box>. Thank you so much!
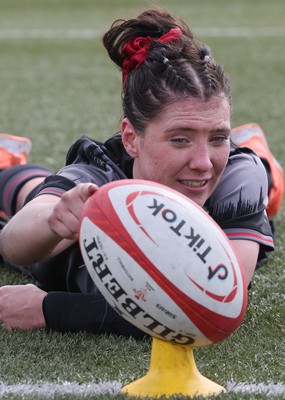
<box><xmin>122</xmin><ymin>96</ymin><xmax>231</xmax><ymax>207</ymax></box>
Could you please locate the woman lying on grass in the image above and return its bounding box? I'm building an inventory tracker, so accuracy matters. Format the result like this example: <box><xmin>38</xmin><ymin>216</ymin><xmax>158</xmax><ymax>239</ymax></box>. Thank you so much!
<box><xmin>0</xmin><ymin>8</ymin><xmax>283</xmax><ymax>334</ymax></box>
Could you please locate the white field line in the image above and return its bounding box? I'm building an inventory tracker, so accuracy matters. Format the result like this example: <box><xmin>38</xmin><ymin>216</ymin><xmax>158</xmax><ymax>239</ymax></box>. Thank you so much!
<box><xmin>0</xmin><ymin>381</ymin><xmax>285</xmax><ymax>397</ymax></box>
<box><xmin>0</xmin><ymin>381</ymin><xmax>122</xmax><ymax>396</ymax></box>
<box><xmin>0</xmin><ymin>27</ymin><xmax>285</xmax><ymax>40</ymax></box>
<box><xmin>0</xmin><ymin>29</ymin><xmax>102</xmax><ymax>40</ymax></box>
<box><xmin>227</xmin><ymin>382</ymin><xmax>285</xmax><ymax>396</ymax></box>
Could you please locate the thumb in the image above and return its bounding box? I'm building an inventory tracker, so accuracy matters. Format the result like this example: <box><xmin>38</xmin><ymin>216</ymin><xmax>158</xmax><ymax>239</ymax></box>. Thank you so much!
<box><xmin>87</xmin><ymin>183</ymin><xmax>98</xmax><ymax>196</ymax></box>
<box><xmin>81</xmin><ymin>183</ymin><xmax>98</xmax><ymax>202</ymax></box>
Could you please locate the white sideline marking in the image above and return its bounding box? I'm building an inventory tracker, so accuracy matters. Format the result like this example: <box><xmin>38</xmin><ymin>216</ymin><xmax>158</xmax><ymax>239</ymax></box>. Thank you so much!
<box><xmin>0</xmin><ymin>381</ymin><xmax>285</xmax><ymax>396</ymax></box>
<box><xmin>0</xmin><ymin>27</ymin><xmax>285</xmax><ymax>40</ymax></box>
<box><xmin>0</xmin><ymin>29</ymin><xmax>102</xmax><ymax>40</ymax></box>
<box><xmin>227</xmin><ymin>382</ymin><xmax>285</xmax><ymax>396</ymax></box>
<box><xmin>0</xmin><ymin>381</ymin><xmax>122</xmax><ymax>396</ymax></box>
<box><xmin>197</xmin><ymin>27</ymin><xmax>285</xmax><ymax>37</ymax></box>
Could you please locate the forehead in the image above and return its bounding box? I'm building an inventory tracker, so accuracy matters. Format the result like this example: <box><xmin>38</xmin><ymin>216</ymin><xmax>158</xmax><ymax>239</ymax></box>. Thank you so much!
<box><xmin>152</xmin><ymin>96</ymin><xmax>231</xmax><ymax>131</ymax></box>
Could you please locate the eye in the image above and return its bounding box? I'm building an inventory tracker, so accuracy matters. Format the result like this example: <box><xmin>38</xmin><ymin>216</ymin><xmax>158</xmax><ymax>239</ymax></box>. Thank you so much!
<box><xmin>210</xmin><ymin>135</ymin><xmax>229</xmax><ymax>144</ymax></box>
<box><xmin>170</xmin><ymin>137</ymin><xmax>189</xmax><ymax>145</ymax></box>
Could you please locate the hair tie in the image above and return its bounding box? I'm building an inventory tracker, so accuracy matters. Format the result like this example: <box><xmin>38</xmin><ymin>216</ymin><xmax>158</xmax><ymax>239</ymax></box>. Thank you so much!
<box><xmin>122</xmin><ymin>28</ymin><xmax>182</xmax><ymax>84</ymax></box>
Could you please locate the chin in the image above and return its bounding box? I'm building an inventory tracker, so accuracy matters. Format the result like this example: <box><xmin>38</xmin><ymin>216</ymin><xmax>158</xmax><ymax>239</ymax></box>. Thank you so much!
<box><xmin>184</xmin><ymin>193</ymin><xmax>207</xmax><ymax>207</ymax></box>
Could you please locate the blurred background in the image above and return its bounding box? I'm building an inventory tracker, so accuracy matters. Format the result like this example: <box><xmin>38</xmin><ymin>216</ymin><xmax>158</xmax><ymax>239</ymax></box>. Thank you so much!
<box><xmin>0</xmin><ymin>0</ymin><xmax>284</xmax><ymax>171</ymax></box>
<box><xmin>0</xmin><ymin>1</ymin><xmax>284</xmax><ymax>395</ymax></box>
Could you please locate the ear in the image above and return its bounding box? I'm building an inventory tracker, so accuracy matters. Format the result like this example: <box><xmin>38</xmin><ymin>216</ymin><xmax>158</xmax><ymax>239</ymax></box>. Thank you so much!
<box><xmin>121</xmin><ymin>118</ymin><xmax>139</xmax><ymax>158</ymax></box>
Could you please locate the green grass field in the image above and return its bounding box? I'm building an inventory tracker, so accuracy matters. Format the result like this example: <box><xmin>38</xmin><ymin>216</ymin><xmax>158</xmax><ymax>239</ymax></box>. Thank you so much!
<box><xmin>0</xmin><ymin>0</ymin><xmax>284</xmax><ymax>398</ymax></box>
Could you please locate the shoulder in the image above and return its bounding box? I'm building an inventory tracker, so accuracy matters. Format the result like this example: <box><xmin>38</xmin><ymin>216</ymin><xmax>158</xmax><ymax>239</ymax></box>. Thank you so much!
<box><xmin>206</xmin><ymin>144</ymin><xmax>273</xmax><ymax>251</ymax></box>
<box><xmin>208</xmin><ymin>144</ymin><xmax>268</xmax><ymax>215</ymax></box>
<box><xmin>65</xmin><ymin>133</ymin><xmax>133</xmax><ymax>176</ymax></box>
<box><xmin>65</xmin><ymin>135</ymin><xmax>105</xmax><ymax>165</ymax></box>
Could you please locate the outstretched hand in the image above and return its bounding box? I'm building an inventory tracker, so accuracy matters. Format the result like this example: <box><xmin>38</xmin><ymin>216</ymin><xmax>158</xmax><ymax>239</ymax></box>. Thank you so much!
<box><xmin>48</xmin><ymin>183</ymin><xmax>98</xmax><ymax>241</ymax></box>
<box><xmin>0</xmin><ymin>284</ymin><xmax>47</xmax><ymax>330</ymax></box>
<box><xmin>0</xmin><ymin>182</ymin><xmax>99</xmax><ymax>265</ymax></box>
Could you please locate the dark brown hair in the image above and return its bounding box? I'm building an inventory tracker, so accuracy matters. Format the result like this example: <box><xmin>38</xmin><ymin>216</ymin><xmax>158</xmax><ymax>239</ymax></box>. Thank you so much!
<box><xmin>103</xmin><ymin>8</ymin><xmax>231</xmax><ymax>133</ymax></box>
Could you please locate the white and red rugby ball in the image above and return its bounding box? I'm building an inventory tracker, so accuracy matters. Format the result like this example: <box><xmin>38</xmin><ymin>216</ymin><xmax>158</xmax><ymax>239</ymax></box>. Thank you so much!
<box><xmin>79</xmin><ymin>179</ymin><xmax>247</xmax><ymax>347</ymax></box>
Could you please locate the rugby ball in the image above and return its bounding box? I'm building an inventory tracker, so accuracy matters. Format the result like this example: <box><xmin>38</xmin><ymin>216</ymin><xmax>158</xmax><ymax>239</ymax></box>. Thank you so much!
<box><xmin>79</xmin><ymin>179</ymin><xmax>247</xmax><ymax>347</ymax></box>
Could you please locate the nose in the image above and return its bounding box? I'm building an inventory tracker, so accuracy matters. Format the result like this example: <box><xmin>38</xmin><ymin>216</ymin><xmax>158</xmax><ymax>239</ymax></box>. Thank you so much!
<box><xmin>188</xmin><ymin>143</ymin><xmax>213</xmax><ymax>172</ymax></box>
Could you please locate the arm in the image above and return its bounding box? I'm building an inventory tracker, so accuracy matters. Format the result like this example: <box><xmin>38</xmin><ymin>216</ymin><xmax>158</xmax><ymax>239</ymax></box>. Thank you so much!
<box><xmin>207</xmin><ymin>148</ymin><xmax>274</xmax><ymax>286</ymax></box>
<box><xmin>0</xmin><ymin>284</ymin><xmax>46</xmax><ymax>330</ymax></box>
<box><xmin>230</xmin><ymin>239</ymin><xmax>260</xmax><ymax>286</ymax></box>
<box><xmin>0</xmin><ymin>183</ymin><xmax>98</xmax><ymax>265</ymax></box>
<box><xmin>0</xmin><ymin>284</ymin><xmax>145</xmax><ymax>338</ymax></box>
<box><xmin>0</xmin><ymin>242</ymin><xmax>257</xmax><ymax>332</ymax></box>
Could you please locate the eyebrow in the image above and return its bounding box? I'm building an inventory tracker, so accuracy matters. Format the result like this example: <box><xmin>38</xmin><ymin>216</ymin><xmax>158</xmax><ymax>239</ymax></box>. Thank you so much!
<box><xmin>165</xmin><ymin>126</ymin><xmax>231</xmax><ymax>134</ymax></box>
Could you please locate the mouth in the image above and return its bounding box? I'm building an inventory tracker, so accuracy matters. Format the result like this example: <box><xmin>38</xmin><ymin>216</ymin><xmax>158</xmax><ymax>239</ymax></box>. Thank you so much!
<box><xmin>179</xmin><ymin>180</ymin><xmax>207</xmax><ymax>188</ymax></box>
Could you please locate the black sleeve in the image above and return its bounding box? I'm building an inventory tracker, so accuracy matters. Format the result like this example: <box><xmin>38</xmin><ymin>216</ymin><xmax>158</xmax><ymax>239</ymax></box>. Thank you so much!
<box><xmin>206</xmin><ymin>148</ymin><xmax>274</xmax><ymax>252</ymax></box>
<box><xmin>43</xmin><ymin>292</ymin><xmax>146</xmax><ymax>339</ymax></box>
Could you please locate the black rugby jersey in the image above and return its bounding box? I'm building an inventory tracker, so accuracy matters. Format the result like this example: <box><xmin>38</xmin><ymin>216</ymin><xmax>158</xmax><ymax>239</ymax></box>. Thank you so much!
<box><xmin>33</xmin><ymin>134</ymin><xmax>273</xmax><ymax>334</ymax></box>
<box><xmin>38</xmin><ymin>134</ymin><xmax>273</xmax><ymax>249</ymax></box>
